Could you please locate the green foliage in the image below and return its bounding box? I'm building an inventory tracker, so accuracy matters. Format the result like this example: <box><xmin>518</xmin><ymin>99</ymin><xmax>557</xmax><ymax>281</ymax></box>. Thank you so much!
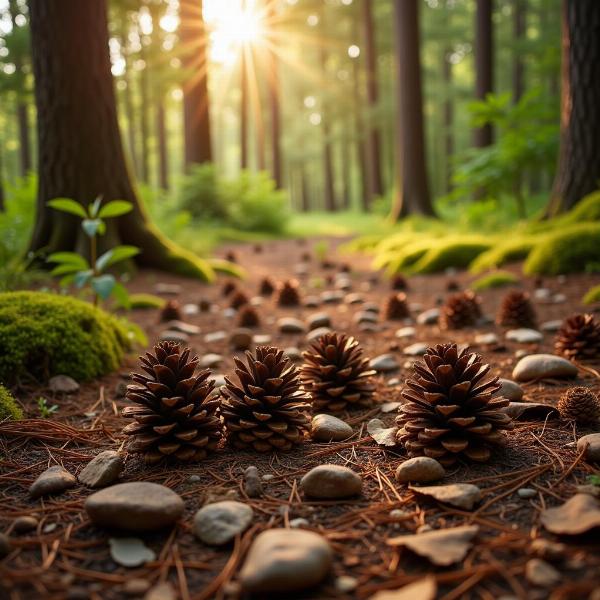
<box><xmin>0</xmin><ymin>385</ymin><xmax>23</xmax><ymax>420</ymax></box>
<box><xmin>524</xmin><ymin>224</ymin><xmax>600</xmax><ymax>275</ymax></box>
<box><xmin>411</xmin><ymin>238</ymin><xmax>493</xmax><ymax>275</ymax></box>
<box><xmin>122</xmin><ymin>293</ymin><xmax>165</xmax><ymax>310</ymax></box>
<box><xmin>469</xmin><ymin>237</ymin><xmax>538</xmax><ymax>273</ymax></box>
<box><xmin>582</xmin><ymin>285</ymin><xmax>600</xmax><ymax>306</ymax></box>
<box><xmin>587</xmin><ymin>474</ymin><xmax>600</xmax><ymax>487</ymax></box>
<box><xmin>37</xmin><ymin>397</ymin><xmax>58</xmax><ymax>419</ymax></box>
<box><xmin>177</xmin><ymin>163</ymin><xmax>225</xmax><ymax>221</ymax></box>
<box><xmin>0</xmin><ymin>291</ymin><xmax>145</xmax><ymax>383</ymax></box>
<box><xmin>472</xmin><ymin>270</ymin><xmax>519</xmax><ymax>291</ymax></box>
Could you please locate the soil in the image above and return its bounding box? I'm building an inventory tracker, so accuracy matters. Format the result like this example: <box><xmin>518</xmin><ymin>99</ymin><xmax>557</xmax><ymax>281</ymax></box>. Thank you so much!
<box><xmin>1</xmin><ymin>236</ymin><xmax>600</xmax><ymax>600</ymax></box>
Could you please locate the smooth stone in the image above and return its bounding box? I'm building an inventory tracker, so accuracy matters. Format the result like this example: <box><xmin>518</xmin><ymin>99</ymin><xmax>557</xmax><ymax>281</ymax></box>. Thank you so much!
<box><xmin>277</xmin><ymin>317</ymin><xmax>307</xmax><ymax>334</ymax></box>
<box><xmin>123</xmin><ymin>578</ymin><xmax>151</xmax><ymax>596</ymax></box>
<box><xmin>403</xmin><ymin>343</ymin><xmax>428</xmax><ymax>356</ymax></box>
<box><xmin>475</xmin><ymin>333</ymin><xmax>498</xmax><ymax>345</ymax></box>
<box><xmin>229</xmin><ymin>328</ymin><xmax>253</xmax><ymax>350</ymax></box>
<box><xmin>250</xmin><ymin>296</ymin><xmax>263</xmax><ymax>306</ymax></box>
<box><xmin>48</xmin><ymin>375</ymin><xmax>79</xmax><ymax>394</ymax></box>
<box><xmin>396</xmin><ymin>457</ymin><xmax>445</xmax><ymax>484</ymax></box>
<box><xmin>204</xmin><ymin>331</ymin><xmax>226</xmax><ymax>343</ymax></box>
<box><xmin>154</xmin><ymin>283</ymin><xmax>181</xmax><ymax>296</ymax></box>
<box><xmin>396</xmin><ymin>326</ymin><xmax>416</xmax><ymax>339</ymax></box>
<box><xmin>29</xmin><ymin>466</ymin><xmax>76</xmax><ymax>499</ymax></box>
<box><xmin>222</xmin><ymin>307</ymin><xmax>236</xmax><ymax>318</ymax></box>
<box><xmin>301</xmin><ymin>464</ymin><xmax>362</xmax><ymax>499</ymax></box>
<box><xmin>530</xmin><ymin>539</ymin><xmax>566</xmax><ymax>560</ymax></box>
<box><xmin>163</xmin><ymin>320</ymin><xmax>200</xmax><ymax>335</ymax></box>
<box><xmin>306</xmin><ymin>327</ymin><xmax>332</xmax><ymax>342</ymax></box>
<box><xmin>79</xmin><ymin>451</ymin><xmax>123</xmax><ymax>488</ymax></box>
<box><xmin>200</xmin><ymin>353</ymin><xmax>223</xmax><ymax>368</ymax></box>
<box><xmin>335</xmin><ymin>278</ymin><xmax>352</xmax><ymax>291</ymax></box>
<box><xmin>344</xmin><ymin>293</ymin><xmax>364</xmax><ymax>305</ymax></box>
<box><xmin>526</xmin><ymin>558</ymin><xmax>561</xmax><ymax>587</ymax></box>
<box><xmin>261</xmin><ymin>474</ymin><xmax>274</xmax><ymax>482</ymax></box>
<box><xmin>243</xmin><ymin>466</ymin><xmax>263</xmax><ymax>498</ymax></box>
<box><xmin>0</xmin><ymin>533</ymin><xmax>11</xmax><ymax>557</ymax></box>
<box><xmin>159</xmin><ymin>330</ymin><xmax>189</xmax><ymax>344</ymax></box>
<box><xmin>577</xmin><ymin>433</ymin><xmax>600</xmax><ymax>462</ymax></box>
<box><xmin>363</xmin><ymin>302</ymin><xmax>380</xmax><ymax>314</ymax></box>
<box><xmin>496</xmin><ymin>378</ymin><xmax>524</xmax><ymax>401</ymax></box>
<box><xmin>253</xmin><ymin>334</ymin><xmax>272</xmax><ymax>344</ymax></box>
<box><xmin>515</xmin><ymin>349</ymin><xmax>529</xmax><ymax>359</ymax></box>
<box><xmin>370</xmin><ymin>354</ymin><xmax>399</xmax><ymax>372</ymax></box>
<box><xmin>307</xmin><ymin>312</ymin><xmax>331</xmax><ymax>329</ymax></box>
<box><xmin>289</xmin><ymin>517</ymin><xmax>310</xmax><ymax>528</ymax></box>
<box><xmin>321</xmin><ymin>290</ymin><xmax>344</xmax><ymax>303</ymax></box>
<box><xmin>193</xmin><ymin>501</ymin><xmax>253</xmax><ymax>545</ymax></box>
<box><xmin>311</xmin><ymin>414</ymin><xmax>353</xmax><ymax>442</ymax></box>
<box><xmin>12</xmin><ymin>515</ymin><xmax>38</xmax><ymax>534</ymax></box>
<box><xmin>85</xmin><ymin>482</ymin><xmax>184</xmax><ymax>532</ymax></box>
<box><xmin>188</xmin><ymin>475</ymin><xmax>201</xmax><ymax>483</ymax></box>
<box><xmin>109</xmin><ymin>537</ymin><xmax>156</xmax><ymax>567</ymax></box>
<box><xmin>534</xmin><ymin>288</ymin><xmax>551</xmax><ymax>301</ymax></box>
<box><xmin>518</xmin><ymin>488</ymin><xmax>537</xmax><ymax>499</ymax></box>
<box><xmin>145</xmin><ymin>582</ymin><xmax>176</xmax><ymax>600</ymax></box>
<box><xmin>506</xmin><ymin>328</ymin><xmax>543</xmax><ymax>344</ymax></box>
<box><xmin>410</xmin><ymin>303</ymin><xmax>424</xmax><ymax>312</ymax></box>
<box><xmin>541</xmin><ymin>320</ymin><xmax>562</xmax><ymax>332</ymax></box>
<box><xmin>295</xmin><ymin>264</ymin><xmax>309</xmax><ymax>276</ymax></box>
<box><xmin>359</xmin><ymin>323</ymin><xmax>380</xmax><ymax>333</ymax></box>
<box><xmin>354</xmin><ymin>311</ymin><xmax>378</xmax><ymax>324</ymax></box>
<box><xmin>182</xmin><ymin>303</ymin><xmax>199</xmax><ymax>316</ymax></box>
<box><xmin>210</xmin><ymin>374</ymin><xmax>227</xmax><ymax>387</ymax></box>
<box><xmin>335</xmin><ymin>576</ymin><xmax>358</xmax><ymax>593</ymax></box>
<box><xmin>417</xmin><ymin>308</ymin><xmax>440</xmax><ymax>325</ymax></box>
<box><xmin>239</xmin><ymin>529</ymin><xmax>333</xmax><ymax>593</ymax></box>
<box><xmin>284</xmin><ymin>347</ymin><xmax>302</xmax><ymax>362</ymax></box>
<box><xmin>512</xmin><ymin>354</ymin><xmax>578</xmax><ymax>382</ymax></box>
<box><xmin>553</xmin><ymin>293</ymin><xmax>566</xmax><ymax>303</ymax></box>
<box><xmin>304</xmin><ymin>296</ymin><xmax>320</xmax><ymax>308</ymax></box>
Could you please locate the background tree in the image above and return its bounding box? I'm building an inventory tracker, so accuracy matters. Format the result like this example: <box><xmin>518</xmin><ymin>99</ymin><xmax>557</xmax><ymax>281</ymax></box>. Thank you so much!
<box><xmin>474</xmin><ymin>0</ymin><xmax>494</xmax><ymax>148</ymax></box>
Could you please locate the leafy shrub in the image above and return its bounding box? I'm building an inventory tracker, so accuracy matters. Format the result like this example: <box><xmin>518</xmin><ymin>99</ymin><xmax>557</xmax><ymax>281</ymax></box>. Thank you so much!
<box><xmin>469</xmin><ymin>237</ymin><xmax>538</xmax><ymax>273</ymax></box>
<box><xmin>177</xmin><ymin>163</ymin><xmax>225</xmax><ymax>221</ymax></box>
<box><xmin>411</xmin><ymin>239</ymin><xmax>493</xmax><ymax>274</ymax></box>
<box><xmin>0</xmin><ymin>291</ymin><xmax>145</xmax><ymax>383</ymax></box>
<box><xmin>524</xmin><ymin>224</ymin><xmax>600</xmax><ymax>275</ymax></box>
<box><xmin>472</xmin><ymin>270</ymin><xmax>519</xmax><ymax>290</ymax></box>
<box><xmin>583</xmin><ymin>285</ymin><xmax>600</xmax><ymax>305</ymax></box>
<box><xmin>0</xmin><ymin>385</ymin><xmax>23</xmax><ymax>420</ymax></box>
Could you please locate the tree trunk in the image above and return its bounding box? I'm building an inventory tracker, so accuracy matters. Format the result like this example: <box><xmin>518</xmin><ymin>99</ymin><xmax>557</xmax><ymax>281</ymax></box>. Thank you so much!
<box><xmin>121</xmin><ymin>46</ymin><xmax>139</xmax><ymax>176</ymax></box>
<box><xmin>390</xmin><ymin>0</ymin><xmax>433</xmax><ymax>219</ymax></box>
<box><xmin>362</xmin><ymin>0</ymin><xmax>383</xmax><ymax>205</ymax></box>
<box><xmin>27</xmin><ymin>0</ymin><xmax>211</xmax><ymax>279</ymax></box>
<box><xmin>474</xmin><ymin>0</ymin><xmax>494</xmax><ymax>147</ymax></box>
<box><xmin>0</xmin><ymin>143</ymin><xmax>5</xmax><ymax>211</ymax></box>
<box><xmin>547</xmin><ymin>0</ymin><xmax>600</xmax><ymax>215</ymax></box>
<box><xmin>512</xmin><ymin>0</ymin><xmax>525</xmax><ymax>103</ymax></box>
<box><xmin>266</xmin><ymin>0</ymin><xmax>282</xmax><ymax>187</ymax></box>
<box><xmin>320</xmin><ymin>44</ymin><xmax>336</xmax><ymax>212</ymax></box>
<box><xmin>180</xmin><ymin>0</ymin><xmax>212</xmax><ymax>168</ymax></box>
<box><xmin>240</xmin><ymin>47</ymin><xmax>249</xmax><ymax>170</ymax></box>
<box><xmin>138</xmin><ymin>43</ymin><xmax>150</xmax><ymax>184</ymax></box>
<box><xmin>156</xmin><ymin>101</ymin><xmax>169</xmax><ymax>190</ymax></box>
<box><xmin>351</xmin><ymin>38</ymin><xmax>369</xmax><ymax>211</ymax></box>
<box><xmin>443</xmin><ymin>47</ymin><xmax>454</xmax><ymax>194</ymax></box>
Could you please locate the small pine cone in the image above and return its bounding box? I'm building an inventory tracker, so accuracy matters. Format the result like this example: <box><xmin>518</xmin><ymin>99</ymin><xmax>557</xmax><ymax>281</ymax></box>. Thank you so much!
<box><xmin>222</xmin><ymin>281</ymin><xmax>237</xmax><ymax>297</ymax></box>
<box><xmin>230</xmin><ymin>290</ymin><xmax>250</xmax><ymax>310</ymax></box>
<box><xmin>555</xmin><ymin>314</ymin><xmax>600</xmax><ymax>360</ymax></box>
<box><xmin>220</xmin><ymin>346</ymin><xmax>311</xmax><ymax>451</ymax></box>
<box><xmin>276</xmin><ymin>280</ymin><xmax>301</xmax><ymax>307</ymax></box>
<box><xmin>384</xmin><ymin>293</ymin><xmax>410</xmax><ymax>321</ymax></box>
<box><xmin>496</xmin><ymin>291</ymin><xmax>537</xmax><ymax>328</ymax></box>
<box><xmin>301</xmin><ymin>332</ymin><xmax>376</xmax><ymax>412</ymax></box>
<box><xmin>557</xmin><ymin>387</ymin><xmax>600</xmax><ymax>424</ymax></box>
<box><xmin>301</xmin><ymin>251</ymin><xmax>311</xmax><ymax>262</ymax></box>
<box><xmin>396</xmin><ymin>343</ymin><xmax>513</xmax><ymax>465</ymax></box>
<box><xmin>259</xmin><ymin>277</ymin><xmax>276</xmax><ymax>296</ymax></box>
<box><xmin>238</xmin><ymin>305</ymin><xmax>260</xmax><ymax>328</ymax></box>
<box><xmin>122</xmin><ymin>342</ymin><xmax>222</xmax><ymax>464</ymax></box>
<box><xmin>225</xmin><ymin>251</ymin><xmax>237</xmax><ymax>263</ymax></box>
<box><xmin>199</xmin><ymin>299</ymin><xmax>211</xmax><ymax>312</ymax></box>
<box><xmin>446</xmin><ymin>279</ymin><xmax>460</xmax><ymax>292</ymax></box>
<box><xmin>391</xmin><ymin>275</ymin><xmax>408</xmax><ymax>291</ymax></box>
<box><xmin>440</xmin><ymin>291</ymin><xmax>481</xmax><ymax>330</ymax></box>
<box><xmin>339</xmin><ymin>263</ymin><xmax>351</xmax><ymax>274</ymax></box>
<box><xmin>253</xmin><ymin>244</ymin><xmax>263</xmax><ymax>254</ymax></box>
<box><xmin>160</xmin><ymin>300</ymin><xmax>181</xmax><ymax>323</ymax></box>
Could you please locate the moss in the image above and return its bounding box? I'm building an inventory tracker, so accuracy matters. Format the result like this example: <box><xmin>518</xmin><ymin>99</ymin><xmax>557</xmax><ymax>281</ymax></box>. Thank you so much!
<box><xmin>382</xmin><ymin>239</ymin><xmax>437</xmax><ymax>274</ymax></box>
<box><xmin>524</xmin><ymin>224</ymin><xmax>600</xmax><ymax>275</ymax></box>
<box><xmin>562</xmin><ymin>191</ymin><xmax>600</xmax><ymax>224</ymax></box>
<box><xmin>411</xmin><ymin>238</ymin><xmax>493</xmax><ymax>274</ymax></box>
<box><xmin>0</xmin><ymin>291</ymin><xmax>145</xmax><ymax>383</ymax></box>
<box><xmin>127</xmin><ymin>293</ymin><xmax>165</xmax><ymax>310</ymax></box>
<box><xmin>0</xmin><ymin>385</ymin><xmax>22</xmax><ymax>420</ymax></box>
<box><xmin>583</xmin><ymin>285</ymin><xmax>600</xmax><ymax>305</ymax></box>
<box><xmin>469</xmin><ymin>237</ymin><xmax>537</xmax><ymax>273</ymax></box>
<box><xmin>472</xmin><ymin>270</ymin><xmax>520</xmax><ymax>291</ymax></box>
<box><xmin>206</xmin><ymin>258</ymin><xmax>245</xmax><ymax>279</ymax></box>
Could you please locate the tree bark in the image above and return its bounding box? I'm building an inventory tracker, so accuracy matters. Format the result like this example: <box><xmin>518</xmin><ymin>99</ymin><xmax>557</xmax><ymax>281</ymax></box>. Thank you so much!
<box><xmin>512</xmin><ymin>0</ymin><xmax>525</xmax><ymax>103</ymax></box>
<box><xmin>320</xmin><ymin>44</ymin><xmax>336</xmax><ymax>212</ymax></box>
<box><xmin>180</xmin><ymin>0</ymin><xmax>212</xmax><ymax>168</ymax></box>
<box><xmin>390</xmin><ymin>0</ymin><xmax>433</xmax><ymax>219</ymax></box>
<box><xmin>27</xmin><ymin>0</ymin><xmax>210</xmax><ymax>279</ymax></box>
<box><xmin>351</xmin><ymin>37</ymin><xmax>369</xmax><ymax>211</ymax></box>
<box><xmin>138</xmin><ymin>37</ymin><xmax>150</xmax><ymax>184</ymax></box>
<box><xmin>266</xmin><ymin>0</ymin><xmax>282</xmax><ymax>187</ymax></box>
<box><xmin>474</xmin><ymin>0</ymin><xmax>494</xmax><ymax>147</ymax></box>
<box><xmin>547</xmin><ymin>0</ymin><xmax>600</xmax><ymax>215</ymax></box>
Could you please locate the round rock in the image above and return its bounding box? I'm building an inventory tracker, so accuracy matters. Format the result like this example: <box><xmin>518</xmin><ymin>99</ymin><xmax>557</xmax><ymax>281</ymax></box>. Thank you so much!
<box><xmin>48</xmin><ymin>375</ymin><xmax>79</xmax><ymax>394</ymax></box>
<box><xmin>311</xmin><ymin>414</ymin><xmax>353</xmax><ymax>442</ymax></box>
<box><xmin>370</xmin><ymin>354</ymin><xmax>399</xmax><ymax>372</ymax></box>
<box><xmin>239</xmin><ymin>529</ymin><xmax>333</xmax><ymax>593</ymax></box>
<box><xmin>193</xmin><ymin>501</ymin><xmax>253</xmax><ymax>545</ymax></box>
<box><xmin>85</xmin><ymin>482</ymin><xmax>184</xmax><ymax>532</ymax></box>
<box><xmin>277</xmin><ymin>317</ymin><xmax>307</xmax><ymax>334</ymax></box>
<box><xmin>395</xmin><ymin>457</ymin><xmax>445</xmax><ymax>484</ymax></box>
<box><xmin>512</xmin><ymin>354</ymin><xmax>577</xmax><ymax>382</ymax></box>
<box><xmin>301</xmin><ymin>464</ymin><xmax>362</xmax><ymax>499</ymax></box>
<box><xmin>29</xmin><ymin>466</ymin><xmax>76</xmax><ymax>499</ymax></box>
<box><xmin>496</xmin><ymin>378</ymin><xmax>524</xmax><ymax>401</ymax></box>
<box><xmin>307</xmin><ymin>312</ymin><xmax>331</xmax><ymax>329</ymax></box>
<box><xmin>229</xmin><ymin>328</ymin><xmax>253</xmax><ymax>350</ymax></box>
<box><xmin>78</xmin><ymin>451</ymin><xmax>123</xmax><ymax>488</ymax></box>
<box><xmin>577</xmin><ymin>433</ymin><xmax>600</xmax><ymax>462</ymax></box>
<box><xmin>506</xmin><ymin>328</ymin><xmax>543</xmax><ymax>344</ymax></box>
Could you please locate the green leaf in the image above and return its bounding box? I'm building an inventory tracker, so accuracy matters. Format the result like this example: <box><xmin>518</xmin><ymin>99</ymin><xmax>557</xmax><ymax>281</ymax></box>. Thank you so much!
<box><xmin>47</xmin><ymin>252</ymin><xmax>89</xmax><ymax>269</ymax></box>
<box><xmin>73</xmin><ymin>270</ymin><xmax>93</xmax><ymax>288</ymax></box>
<box><xmin>82</xmin><ymin>218</ymin><xmax>102</xmax><ymax>237</ymax></box>
<box><xmin>92</xmin><ymin>274</ymin><xmax>116</xmax><ymax>300</ymax></box>
<box><xmin>50</xmin><ymin>264</ymin><xmax>83</xmax><ymax>276</ymax></box>
<box><xmin>59</xmin><ymin>274</ymin><xmax>76</xmax><ymax>287</ymax></box>
<box><xmin>47</xmin><ymin>198</ymin><xmax>87</xmax><ymax>219</ymax></box>
<box><xmin>96</xmin><ymin>245</ymin><xmax>140</xmax><ymax>271</ymax></box>
<box><xmin>88</xmin><ymin>196</ymin><xmax>103</xmax><ymax>218</ymax></box>
<box><xmin>112</xmin><ymin>282</ymin><xmax>131</xmax><ymax>309</ymax></box>
<box><xmin>98</xmin><ymin>200</ymin><xmax>133</xmax><ymax>219</ymax></box>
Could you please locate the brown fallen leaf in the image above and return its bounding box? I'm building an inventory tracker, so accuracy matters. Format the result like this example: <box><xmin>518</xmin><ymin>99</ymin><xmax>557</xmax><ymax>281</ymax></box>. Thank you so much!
<box><xmin>409</xmin><ymin>483</ymin><xmax>482</xmax><ymax>510</ymax></box>
<box><xmin>540</xmin><ymin>494</ymin><xmax>600</xmax><ymax>535</ymax></box>
<box><xmin>387</xmin><ymin>525</ymin><xmax>479</xmax><ymax>566</ymax></box>
<box><xmin>367</xmin><ymin>419</ymin><xmax>398</xmax><ymax>447</ymax></box>
<box><xmin>505</xmin><ymin>402</ymin><xmax>559</xmax><ymax>420</ymax></box>
<box><xmin>369</xmin><ymin>576</ymin><xmax>437</xmax><ymax>600</ymax></box>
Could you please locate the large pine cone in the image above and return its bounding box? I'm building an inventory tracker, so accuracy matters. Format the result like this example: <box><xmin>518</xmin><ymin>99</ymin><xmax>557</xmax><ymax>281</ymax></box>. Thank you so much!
<box><xmin>384</xmin><ymin>293</ymin><xmax>410</xmax><ymax>321</ymax></box>
<box><xmin>123</xmin><ymin>342</ymin><xmax>222</xmax><ymax>464</ymax></box>
<box><xmin>496</xmin><ymin>291</ymin><xmax>537</xmax><ymax>328</ymax></box>
<box><xmin>301</xmin><ymin>332</ymin><xmax>376</xmax><ymax>412</ymax></box>
<box><xmin>276</xmin><ymin>280</ymin><xmax>301</xmax><ymax>307</ymax></box>
<box><xmin>555</xmin><ymin>314</ymin><xmax>600</xmax><ymax>360</ymax></box>
<box><xmin>557</xmin><ymin>387</ymin><xmax>600</xmax><ymax>424</ymax></box>
<box><xmin>220</xmin><ymin>346</ymin><xmax>311</xmax><ymax>451</ymax></box>
<box><xmin>440</xmin><ymin>291</ymin><xmax>481</xmax><ymax>329</ymax></box>
<box><xmin>396</xmin><ymin>343</ymin><xmax>513</xmax><ymax>465</ymax></box>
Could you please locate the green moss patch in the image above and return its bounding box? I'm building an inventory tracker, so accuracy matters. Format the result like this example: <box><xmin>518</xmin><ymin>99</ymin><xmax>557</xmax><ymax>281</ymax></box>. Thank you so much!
<box><xmin>472</xmin><ymin>270</ymin><xmax>519</xmax><ymax>291</ymax></box>
<box><xmin>470</xmin><ymin>237</ymin><xmax>538</xmax><ymax>273</ymax></box>
<box><xmin>562</xmin><ymin>191</ymin><xmax>600</xmax><ymax>224</ymax></box>
<box><xmin>127</xmin><ymin>293</ymin><xmax>165</xmax><ymax>310</ymax></box>
<box><xmin>583</xmin><ymin>285</ymin><xmax>600</xmax><ymax>305</ymax></box>
<box><xmin>0</xmin><ymin>385</ymin><xmax>22</xmax><ymax>420</ymax></box>
<box><xmin>411</xmin><ymin>238</ymin><xmax>493</xmax><ymax>274</ymax></box>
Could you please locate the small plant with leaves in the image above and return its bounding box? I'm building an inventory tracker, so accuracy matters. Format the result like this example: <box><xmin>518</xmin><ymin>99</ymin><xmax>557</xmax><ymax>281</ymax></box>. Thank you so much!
<box><xmin>37</xmin><ymin>397</ymin><xmax>58</xmax><ymax>419</ymax></box>
<box><xmin>46</xmin><ymin>197</ymin><xmax>139</xmax><ymax>307</ymax></box>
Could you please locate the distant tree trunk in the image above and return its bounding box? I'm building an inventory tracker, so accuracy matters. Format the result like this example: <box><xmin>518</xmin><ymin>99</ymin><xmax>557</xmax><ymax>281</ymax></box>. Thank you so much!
<box><xmin>320</xmin><ymin>44</ymin><xmax>336</xmax><ymax>212</ymax></box>
<box><xmin>443</xmin><ymin>48</ymin><xmax>454</xmax><ymax>194</ymax></box>
<box><xmin>547</xmin><ymin>0</ymin><xmax>600</xmax><ymax>215</ymax></box>
<box><xmin>340</xmin><ymin>133</ymin><xmax>351</xmax><ymax>209</ymax></box>
<box><xmin>512</xmin><ymin>0</ymin><xmax>525</xmax><ymax>103</ymax></box>
<box><xmin>0</xmin><ymin>144</ymin><xmax>5</xmax><ymax>211</ymax></box>
<box><xmin>180</xmin><ymin>0</ymin><xmax>212</xmax><ymax>168</ymax></box>
<box><xmin>351</xmin><ymin>39</ymin><xmax>369</xmax><ymax>211</ymax></box>
<box><xmin>362</xmin><ymin>0</ymin><xmax>383</xmax><ymax>206</ymax></box>
<box><xmin>474</xmin><ymin>0</ymin><xmax>494</xmax><ymax>147</ymax></box>
<box><xmin>252</xmin><ymin>47</ymin><xmax>266</xmax><ymax>171</ymax></box>
<box><xmin>300</xmin><ymin>164</ymin><xmax>310</xmax><ymax>212</ymax></box>
<box><xmin>266</xmin><ymin>0</ymin><xmax>282</xmax><ymax>187</ymax></box>
<box><xmin>156</xmin><ymin>102</ymin><xmax>169</xmax><ymax>189</ymax></box>
<box><xmin>390</xmin><ymin>0</ymin><xmax>433</xmax><ymax>219</ymax></box>
<box><xmin>138</xmin><ymin>46</ymin><xmax>150</xmax><ymax>183</ymax></box>
<box><xmin>27</xmin><ymin>0</ymin><xmax>207</xmax><ymax>277</ymax></box>
<box><xmin>121</xmin><ymin>51</ymin><xmax>139</xmax><ymax>176</ymax></box>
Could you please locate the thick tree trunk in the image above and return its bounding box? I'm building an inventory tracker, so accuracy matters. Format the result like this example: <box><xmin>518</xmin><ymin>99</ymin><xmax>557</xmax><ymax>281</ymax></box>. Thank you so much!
<box><xmin>390</xmin><ymin>0</ymin><xmax>433</xmax><ymax>219</ymax></box>
<box><xmin>547</xmin><ymin>0</ymin><xmax>600</xmax><ymax>215</ymax></box>
<box><xmin>138</xmin><ymin>48</ymin><xmax>150</xmax><ymax>184</ymax></box>
<box><xmin>443</xmin><ymin>48</ymin><xmax>454</xmax><ymax>194</ymax></box>
<box><xmin>156</xmin><ymin>102</ymin><xmax>169</xmax><ymax>190</ymax></box>
<box><xmin>180</xmin><ymin>0</ymin><xmax>212</xmax><ymax>168</ymax></box>
<box><xmin>474</xmin><ymin>0</ymin><xmax>494</xmax><ymax>147</ymax></box>
<box><xmin>27</xmin><ymin>0</ymin><xmax>210</xmax><ymax>279</ymax></box>
<box><xmin>512</xmin><ymin>0</ymin><xmax>525</xmax><ymax>103</ymax></box>
<box><xmin>266</xmin><ymin>0</ymin><xmax>282</xmax><ymax>187</ymax></box>
<box><xmin>122</xmin><ymin>52</ymin><xmax>139</xmax><ymax>176</ymax></box>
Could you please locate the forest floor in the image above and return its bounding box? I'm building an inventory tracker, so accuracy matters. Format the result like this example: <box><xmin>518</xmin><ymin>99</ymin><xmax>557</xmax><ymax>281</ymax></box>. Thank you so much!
<box><xmin>1</xmin><ymin>236</ymin><xmax>600</xmax><ymax>600</ymax></box>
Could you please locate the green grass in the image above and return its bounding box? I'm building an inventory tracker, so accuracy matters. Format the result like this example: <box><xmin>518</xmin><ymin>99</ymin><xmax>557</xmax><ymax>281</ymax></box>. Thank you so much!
<box><xmin>582</xmin><ymin>285</ymin><xmax>600</xmax><ymax>305</ymax></box>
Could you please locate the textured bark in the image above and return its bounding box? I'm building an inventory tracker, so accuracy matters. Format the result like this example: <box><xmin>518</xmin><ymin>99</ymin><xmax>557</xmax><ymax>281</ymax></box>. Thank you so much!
<box><xmin>266</xmin><ymin>0</ymin><xmax>282</xmax><ymax>187</ymax></box>
<box><xmin>121</xmin><ymin>47</ymin><xmax>139</xmax><ymax>176</ymax></box>
<box><xmin>547</xmin><ymin>0</ymin><xmax>600</xmax><ymax>215</ymax></box>
<box><xmin>512</xmin><ymin>0</ymin><xmax>526</xmax><ymax>103</ymax></box>
<box><xmin>156</xmin><ymin>102</ymin><xmax>169</xmax><ymax>190</ymax></box>
<box><xmin>180</xmin><ymin>0</ymin><xmax>212</xmax><ymax>168</ymax></box>
<box><xmin>351</xmin><ymin>37</ymin><xmax>369</xmax><ymax>211</ymax></box>
<box><xmin>474</xmin><ymin>0</ymin><xmax>494</xmax><ymax>147</ymax></box>
<box><xmin>27</xmin><ymin>0</ymin><xmax>208</xmax><ymax>277</ymax></box>
<box><xmin>138</xmin><ymin>42</ymin><xmax>150</xmax><ymax>184</ymax></box>
<box><xmin>390</xmin><ymin>0</ymin><xmax>433</xmax><ymax>219</ymax></box>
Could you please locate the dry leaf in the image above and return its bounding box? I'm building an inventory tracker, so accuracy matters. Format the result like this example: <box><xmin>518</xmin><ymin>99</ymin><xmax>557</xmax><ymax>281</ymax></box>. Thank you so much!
<box><xmin>409</xmin><ymin>483</ymin><xmax>482</xmax><ymax>510</ymax></box>
<box><xmin>540</xmin><ymin>494</ymin><xmax>600</xmax><ymax>535</ymax></box>
<box><xmin>369</xmin><ymin>576</ymin><xmax>437</xmax><ymax>600</ymax></box>
<box><xmin>387</xmin><ymin>526</ymin><xmax>479</xmax><ymax>566</ymax></box>
<box><xmin>367</xmin><ymin>419</ymin><xmax>398</xmax><ymax>447</ymax></box>
<box><xmin>505</xmin><ymin>402</ymin><xmax>559</xmax><ymax>420</ymax></box>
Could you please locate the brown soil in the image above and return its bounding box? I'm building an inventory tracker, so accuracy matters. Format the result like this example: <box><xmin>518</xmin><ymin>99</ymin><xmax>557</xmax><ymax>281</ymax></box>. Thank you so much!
<box><xmin>1</xmin><ymin>237</ymin><xmax>600</xmax><ymax>600</ymax></box>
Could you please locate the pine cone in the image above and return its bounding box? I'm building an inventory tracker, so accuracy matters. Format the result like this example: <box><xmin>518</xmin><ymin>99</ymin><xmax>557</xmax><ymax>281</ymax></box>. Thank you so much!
<box><xmin>391</xmin><ymin>274</ymin><xmax>408</xmax><ymax>291</ymax></box>
<box><xmin>384</xmin><ymin>293</ymin><xmax>410</xmax><ymax>321</ymax></box>
<box><xmin>230</xmin><ymin>290</ymin><xmax>250</xmax><ymax>310</ymax></box>
<box><xmin>555</xmin><ymin>314</ymin><xmax>600</xmax><ymax>360</ymax></box>
<box><xmin>446</xmin><ymin>279</ymin><xmax>460</xmax><ymax>292</ymax></box>
<box><xmin>238</xmin><ymin>305</ymin><xmax>260</xmax><ymax>328</ymax></box>
<box><xmin>396</xmin><ymin>343</ymin><xmax>513</xmax><ymax>465</ymax></box>
<box><xmin>222</xmin><ymin>281</ymin><xmax>237</xmax><ymax>297</ymax></box>
<box><xmin>160</xmin><ymin>300</ymin><xmax>181</xmax><ymax>323</ymax></box>
<box><xmin>122</xmin><ymin>342</ymin><xmax>222</xmax><ymax>464</ymax></box>
<box><xmin>276</xmin><ymin>280</ymin><xmax>301</xmax><ymax>307</ymax></box>
<box><xmin>199</xmin><ymin>299</ymin><xmax>211</xmax><ymax>312</ymax></box>
<box><xmin>496</xmin><ymin>291</ymin><xmax>537</xmax><ymax>328</ymax></box>
<box><xmin>301</xmin><ymin>332</ymin><xmax>376</xmax><ymax>412</ymax></box>
<box><xmin>557</xmin><ymin>387</ymin><xmax>600</xmax><ymax>424</ymax></box>
<box><xmin>220</xmin><ymin>347</ymin><xmax>311</xmax><ymax>451</ymax></box>
<box><xmin>259</xmin><ymin>277</ymin><xmax>276</xmax><ymax>297</ymax></box>
<box><xmin>440</xmin><ymin>291</ymin><xmax>481</xmax><ymax>329</ymax></box>
<box><xmin>225</xmin><ymin>251</ymin><xmax>237</xmax><ymax>263</ymax></box>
